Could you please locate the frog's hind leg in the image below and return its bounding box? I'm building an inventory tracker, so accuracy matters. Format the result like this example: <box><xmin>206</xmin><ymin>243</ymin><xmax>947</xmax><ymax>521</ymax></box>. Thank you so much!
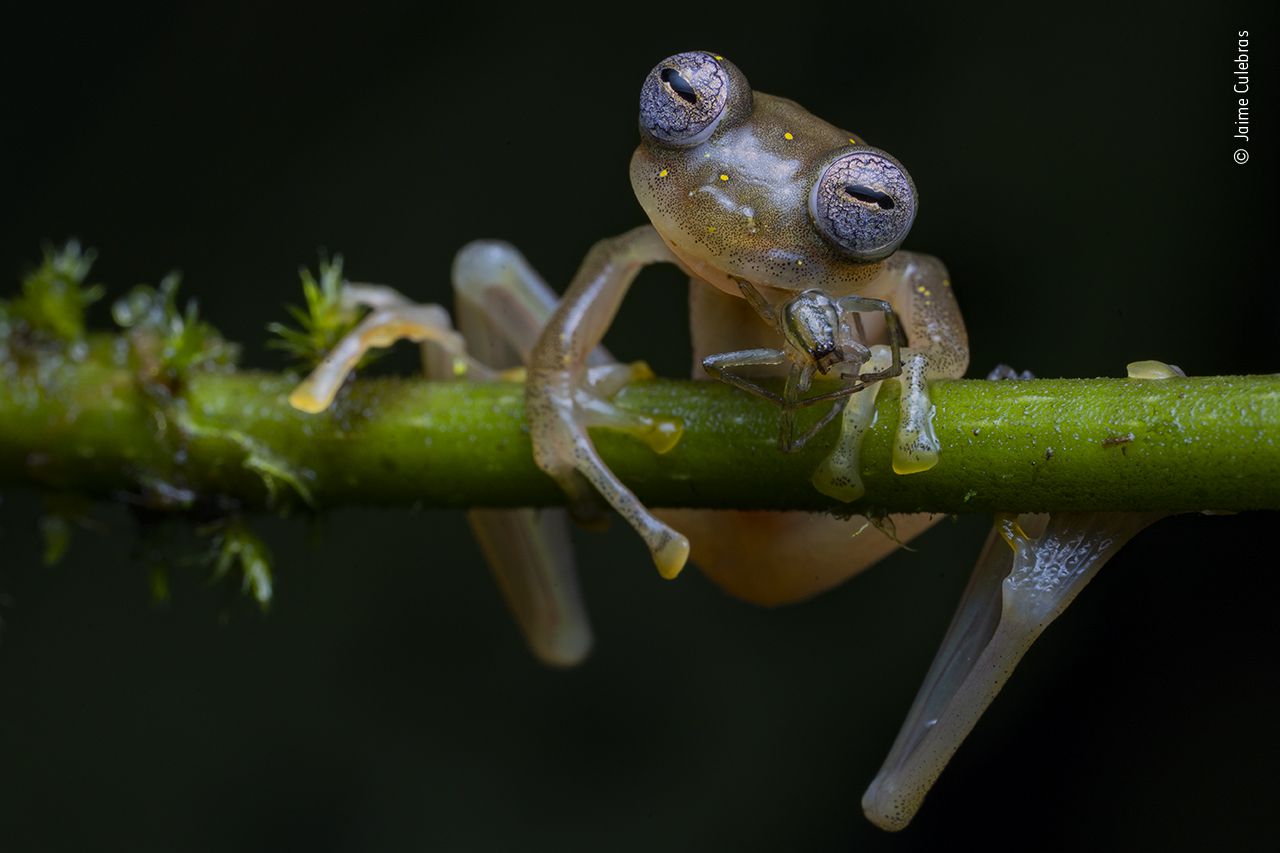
<box><xmin>859</xmin><ymin>359</ymin><xmax>1191</xmax><ymax>828</ymax></box>
<box><xmin>288</xmin><ymin>284</ymin><xmax>490</xmax><ymax>414</ymax></box>
<box><xmin>457</xmin><ymin>238</ymin><xmax>687</xmax><ymax>657</ymax></box>
<box><xmin>451</xmin><ymin>241</ymin><xmax>604</xmax><ymax>666</ymax></box>
<box><xmin>287</xmin><ymin>247</ymin><xmax>594</xmax><ymax>666</ymax></box>
<box><xmin>860</xmin><ymin>511</ymin><xmax>1164</xmax><ymax>831</ymax></box>
<box><xmin>465</xmin><ymin>505</ymin><xmax>588</xmax><ymax>666</ymax></box>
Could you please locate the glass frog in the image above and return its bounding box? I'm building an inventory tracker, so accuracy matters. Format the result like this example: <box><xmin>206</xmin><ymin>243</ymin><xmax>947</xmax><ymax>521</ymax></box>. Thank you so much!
<box><xmin>287</xmin><ymin>51</ymin><xmax>1167</xmax><ymax>831</ymax></box>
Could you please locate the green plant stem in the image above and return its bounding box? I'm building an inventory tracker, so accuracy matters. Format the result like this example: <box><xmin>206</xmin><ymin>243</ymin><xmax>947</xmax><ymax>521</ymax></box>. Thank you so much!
<box><xmin>2</xmin><ymin>353</ymin><xmax>1278</xmax><ymax>514</ymax></box>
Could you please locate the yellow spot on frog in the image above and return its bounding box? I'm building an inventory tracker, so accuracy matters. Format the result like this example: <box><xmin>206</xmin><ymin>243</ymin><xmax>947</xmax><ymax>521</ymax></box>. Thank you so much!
<box><xmin>849</xmin><ymin>137</ymin><xmax>858</xmax><ymax>145</ymax></box>
<box><xmin>796</xmin><ymin>259</ymin><xmax>805</xmax><ymax>267</ymax></box>
<box><xmin>658</xmin><ymin>169</ymin><xmax>669</xmax><ymax>178</ymax></box>
<box><xmin>707</xmin><ymin>226</ymin><xmax>716</xmax><ymax>233</ymax></box>
<box><xmin>942</xmin><ymin>278</ymin><xmax>951</xmax><ymax>287</ymax></box>
<box><xmin>713</xmin><ymin>55</ymin><xmax>724</xmax><ymax>60</ymax></box>
<box><xmin>719</xmin><ymin>173</ymin><xmax>729</xmax><ymax>181</ymax></box>
<box><xmin>784</xmin><ymin>131</ymin><xmax>794</xmax><ymax>140</ymax></box>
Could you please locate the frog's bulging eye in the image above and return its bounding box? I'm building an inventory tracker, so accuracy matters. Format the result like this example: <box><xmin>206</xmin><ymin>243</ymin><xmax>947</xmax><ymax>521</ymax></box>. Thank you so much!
<box><xmin>810</xmin><ymin>149</ymin><xmax>918</xmax><ymax>262</ymax></box>
<box><xmin>640</xmin><ymin>52</ymin><xmax>734</xmax><ymax>146</ymax></box>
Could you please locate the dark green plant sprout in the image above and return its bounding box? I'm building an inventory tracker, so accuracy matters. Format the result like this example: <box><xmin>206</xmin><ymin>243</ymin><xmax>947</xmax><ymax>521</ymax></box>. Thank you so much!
<box><xmin>113</xmin><ymin>273</ymin><xmax>239</xmax><ymax>389</ymax></box>
<box><xmin>0</xmin><ymin>240</ymin><xmax>104</xmax><ymax>344</ymax></box>
<box><xmin>206</xmin><ymin>518</ymin><xmax>275</xmax><ymax>611</ymax></box>
<box><xmin>268</xmin><ymin>254</ymin><xmax>371</xmax><ymax>369</ymax></box>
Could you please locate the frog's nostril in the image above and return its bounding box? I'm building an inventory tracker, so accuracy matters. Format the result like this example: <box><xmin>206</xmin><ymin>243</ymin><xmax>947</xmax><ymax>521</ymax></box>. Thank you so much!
<box><xmin>660</xmin><ymin>68</ymin><xmax>699</xmax><ymax>105</ymax></box>
<box><xmin>844</xmin><ymin>184</ymin><xmax>895</xmax><ymax>210</ymax></box>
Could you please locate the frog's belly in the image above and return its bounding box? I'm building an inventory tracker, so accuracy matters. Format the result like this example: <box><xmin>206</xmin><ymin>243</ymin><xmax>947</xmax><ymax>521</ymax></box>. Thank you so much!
<box><xmin>655</xmin><ymin>508</ymin><xmax>939</xmax><ymax>606</ymax></box>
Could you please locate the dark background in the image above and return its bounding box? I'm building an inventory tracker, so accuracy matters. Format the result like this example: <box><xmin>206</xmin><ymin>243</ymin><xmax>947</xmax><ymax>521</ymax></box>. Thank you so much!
<box><xmin>1</xmin><ymin>4</ymin><xmax>1276</xmax><ymax>851</ymax></box>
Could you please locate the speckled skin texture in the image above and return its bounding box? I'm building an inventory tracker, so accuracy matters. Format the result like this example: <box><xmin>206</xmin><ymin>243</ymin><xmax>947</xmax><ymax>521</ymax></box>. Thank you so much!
<box><xmin>526</xmin><ymin>51</ymin><xmax>970</xmax><ymax>592</ymax></box>
<box><xmin>283</xmin><ymin>50</ymin><xmax>1145</xmax><ymax>835</ymax></box>
<box><xmin>811</xmin><ymin>150</ymin><xmax>917</xmax><ymax>261</ymax></box>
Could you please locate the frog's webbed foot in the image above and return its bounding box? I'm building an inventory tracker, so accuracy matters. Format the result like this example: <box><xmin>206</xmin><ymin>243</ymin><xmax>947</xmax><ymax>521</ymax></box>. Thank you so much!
<box><xmin>289</xmin><ymin>285</ymin><xmax>490</xmax><ymax>414</ymax></box>
<box><xmin>862</xmin><ymin>358</ymin><xmax>1186</xmax><ymax>829</ymax></box>
<box><xmin>861</xmin><ymin>511</ymin><xmax>1164</xmax><ymax>831</ymax></box>
<box><xmin>581</xmin><ymin>361</ymin><xmax>684</xmax><ymax>454</ymax></box>
<box><xmin>888</xmin><ymin>351</ymin><xmax>942</xmax><ymax>474</ymax></box>
<box><xmin>877</xmin><ymin>252</ymin><xmax>971</xmax><ymax>476</ymax></box>
<box><xmin>286</xmin><ymin>254</ymin><xmax>594</xmax><ymax>666</ymax></box>
<box><xmin>860</xmin><ymin>361</ymin><xmax>1026</xmax><ymax>505</ymax></box>
<box><xmin>811</xmin><ymin>345</ymin><xmax>937</xmax><ymax>501</ymax></box>
<box><xmin>526</xmin><ymin>225</ymin><xmax>691</xmax><ymax>579</ymax></box>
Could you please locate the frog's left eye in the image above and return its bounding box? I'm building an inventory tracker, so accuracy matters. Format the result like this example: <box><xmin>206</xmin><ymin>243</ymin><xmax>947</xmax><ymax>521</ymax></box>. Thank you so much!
<box><xmin>809</xmin><ymin>148</ymin><xmax>918</xmax><ymax>262</ymax></box>
<box><xmin>639</xmin><ymin>51</ymin><xmax>741</xmax><ymax>147</ymax></box>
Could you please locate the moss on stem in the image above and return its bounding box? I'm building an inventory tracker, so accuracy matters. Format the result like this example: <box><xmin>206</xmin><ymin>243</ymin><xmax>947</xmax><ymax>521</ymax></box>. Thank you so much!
<box><xmin>2</xmin><ymin>351</ymin><xmax>1277</xmax><ymax>515</ymax></box>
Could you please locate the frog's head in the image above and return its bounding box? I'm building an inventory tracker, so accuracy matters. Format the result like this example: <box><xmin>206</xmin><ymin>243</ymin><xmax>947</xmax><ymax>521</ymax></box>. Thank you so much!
<box><xmin>631</xmin><ymin>51</ymin><xmax>918</xmax><ymax>295</ymax></box>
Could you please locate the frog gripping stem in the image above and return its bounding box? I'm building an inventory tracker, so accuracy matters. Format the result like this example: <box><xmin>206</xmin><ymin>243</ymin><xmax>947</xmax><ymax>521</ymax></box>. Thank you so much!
<box><xmin>861</xmin><ymin>511</ymin><xmax>1163</xmax><ymax>830</ymax></box>
<box><xmin>524</xmin><ymin>225</ymin><xmax>694</xmax><ymax>579</ymax></box>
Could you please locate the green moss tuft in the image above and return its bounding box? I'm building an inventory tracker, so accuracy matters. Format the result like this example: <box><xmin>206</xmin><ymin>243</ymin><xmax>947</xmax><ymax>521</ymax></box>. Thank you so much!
<box><xmin>267</xmin><ymin>254</ymin><xmax>370</xmax><ymax>368</ymax></box>
<box><xmin>0</xmin><ymin>240</ymin><xmax>104</xmax><ymax>343</ymax></box>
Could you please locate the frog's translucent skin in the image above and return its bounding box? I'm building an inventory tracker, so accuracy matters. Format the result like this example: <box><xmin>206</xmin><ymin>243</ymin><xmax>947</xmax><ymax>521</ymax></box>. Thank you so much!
<box><xmin>861</xmin><ymin>511</ymin><xmax>1164</xmax><ymax>830</ymax></box>
<box><xmin>291</xmin><ymin>251</ymin><xmax>598</xmax><ymax>667</ymax></box>
<box><xmin>286</xmin><ymin>51</ymin><xmax>1170</xmax><ymax>831</ymax></box>
<box><xmin>860</xmin><ymin>360</ymin><xmax>1182</xmax><ymax>830</ymax></box>
<box><xmin>526</xmin><ymin>53</ymin><xmax>969</xmax><ymax>595</ymax></box>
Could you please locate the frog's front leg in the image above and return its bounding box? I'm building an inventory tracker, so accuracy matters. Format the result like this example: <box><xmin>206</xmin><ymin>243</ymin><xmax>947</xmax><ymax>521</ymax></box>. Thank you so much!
<box><xmin>526</xmin><ymin>224</ymin><xmax>691</xmax><ymax>579</ymax></box>
<box><xmin>811</xmin><ymin>252</ymin><xmax>968</xmax><ymax>501</ymax></box>
<box><xmin>882</xmin><ymin>251</ymin><xmax>969</xmax><ymax>474</ymax></box>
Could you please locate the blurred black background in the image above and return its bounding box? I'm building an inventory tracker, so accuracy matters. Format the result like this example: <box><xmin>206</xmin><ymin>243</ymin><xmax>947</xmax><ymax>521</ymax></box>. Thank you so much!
<box><xmin>1</xmin><ymin>4</ymin><xmax>1276</xmax><ymax>851</ymax></box>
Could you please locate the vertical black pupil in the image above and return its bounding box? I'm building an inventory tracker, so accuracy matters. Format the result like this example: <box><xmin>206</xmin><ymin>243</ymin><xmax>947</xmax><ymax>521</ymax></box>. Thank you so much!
<box><xmin>660</xmin><ymin>68</ymin><xmax>698</xmax><ymax>105</ymax></box>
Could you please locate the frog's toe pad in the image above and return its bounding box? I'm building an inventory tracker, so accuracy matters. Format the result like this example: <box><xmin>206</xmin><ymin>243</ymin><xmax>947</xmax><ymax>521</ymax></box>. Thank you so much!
<box><xmin>892</xmin><ymin>429</ymin><xmax>940</xmax><ymax>474</ymax></box>
<box><xmin>643</xmin><ymin>418</ymin><xmax>684</xmax><ymax>455</ymax></box>
<box><xmin>812</xmin><ymin>467</ymin><xmax>866</xmax><ymax>503</ymax></box>
<box><xmin>1127</xmin><ymin>360</ymin><xmax>1185</xmax><ymax>379</ymax></box>
<box><xmin>653</xmin><ymin>532</ymin><xmax>691</xmax><ymax>580</ymax></box>
<box><xmin>288</xmin><ymin>384</ymin><xmax>332</xmax><ymax>414</ymax></box>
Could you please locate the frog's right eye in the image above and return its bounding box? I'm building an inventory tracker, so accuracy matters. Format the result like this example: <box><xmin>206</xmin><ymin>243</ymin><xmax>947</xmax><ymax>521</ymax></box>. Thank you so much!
<box><xmin>809</xmin><ymin>148</ymin><xmax>918</xmax><ymax>262</ymax></box>
<box><xmin>639</xmin><ymin>51</ymin><xmax>739</xmax><ymax>147</ymax></box>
